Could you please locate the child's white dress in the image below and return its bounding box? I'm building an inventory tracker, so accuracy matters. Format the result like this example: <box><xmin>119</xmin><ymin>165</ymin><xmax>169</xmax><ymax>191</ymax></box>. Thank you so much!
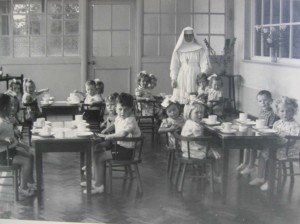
<box><xmin>160</xmin><ymin>115</ymin><xmax>185</xmax><ymax>148</ymax></box>
<box><xmin>84</xmin><ymin>93</ymin><xmax>103</xmax><ymax>105</ymax></box>
<box><xmin>207</xmin><ymin>88</ymin><xmax>223</xmax><ymax>102</ymax></box>
<box><xmin>197</xmin><ymin>86</ymin><xmax>209</xmax><ymax>103</ymax></box>
<box><xmin>181</xmin><ymin>119</ymin><xmax>206</xmax><ymax>159</ymax></box>
<box><xmin>135</xmin><ymin>87</ymin><xmax>156</xmax><ymax>116</ymax></box>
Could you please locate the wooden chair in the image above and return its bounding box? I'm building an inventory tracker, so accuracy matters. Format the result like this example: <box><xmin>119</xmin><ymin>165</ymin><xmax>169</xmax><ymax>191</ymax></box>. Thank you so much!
<box><xmin>276</xmin><ymin>136</ymin><xmax>300</xmax><ymax>190</ymax></box>
<box><xmin>134</xmin><ymin>98</ymin><xmax>160</xmax><ymax>141</ymax></box>
<box><xmin>19</xmin><ymin>107</ymin><xmax>33</xmax><ymax>145</ymax></box>
<box><xmin>173</xmin><ymin>132</ymin><xmax>215</xmax><ymax>193</ymax></box>
<box><xmin>207</xmin><ymin>98</ymin><xmax>232</xmax><ymax>120</ymax></box>
<box><xmin>81</xmin><ymin>102</ymin><xmax>106</xmax><ymax>132</ymax></box>
<box><xmin>102</xmin><ymin>135</ymin><xmax>144</xmax><ymax>194</ymax></box>
<box><xmin>0</xmin><ymin>140</ymin><xmax>20</xmax><ymax>201</ymax></box>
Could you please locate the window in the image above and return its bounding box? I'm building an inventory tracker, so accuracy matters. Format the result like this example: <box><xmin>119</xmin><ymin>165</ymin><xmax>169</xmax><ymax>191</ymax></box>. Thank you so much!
<box><xmin>0</xmin><ymin>0</ymin><xmax>79</xmax><ymax>57</ymax></box>
<box><xmin>143</xmin><ymin>0</ymin><xmax>226</xmax><ymax>57</ymax></box>
<box><xmin>253</xmin><ymin>0</ymin><xmax>300</xmax><ymax>60</ymax></box>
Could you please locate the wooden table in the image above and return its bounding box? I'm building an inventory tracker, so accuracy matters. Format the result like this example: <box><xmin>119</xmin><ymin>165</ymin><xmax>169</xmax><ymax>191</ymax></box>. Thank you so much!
<box><xmin>203</xmin><ymin>121</ymin><xmax>278</xmax><ymax>203</ymax></box>
<box><xmin>32</xmin><ymin>121</ymin><xmax>93</xmax><ymax>200</ymax></box>
<box><xmin>40</xmin><ymin>101</ymin><xmax>80</xmax><ymax>120</ymax></box>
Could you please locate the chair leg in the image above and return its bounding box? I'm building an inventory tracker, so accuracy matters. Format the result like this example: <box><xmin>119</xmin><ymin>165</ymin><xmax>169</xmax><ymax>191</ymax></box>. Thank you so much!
<box><xmin>277</xmin><ymin>162</ymin><xmax>282</xmax><ymax>191</ymax></box>
<box><xmin>14</xmin><ymin>170</ymin><xmax>19</xmax><ymax>201</ymax></box>
<box><xmin>134</xmin><ymin>164</ymin><xmax>143</xmax><ymax>194</ymax></box>
<box><xmin>177</xmin><ymin>163</ymin><xmax>187</xmax><ymax>192</ymax></box>
<box><xmin>289</xmin><ymin>162</ymin><xmax>295</xmax><ymax>183</ymax></box>
<box><xmin>167</xmin><ymin>151</ymin><xmax>172</xmax><ymax>176</ymax></box>
<box><xmin>106</xmin><ymin>163</ymin><xmax>112</xmax><ymax>194</ymax></box>
<box><xmin>210</xmin><ymin>163</ymin><xmax>215</xmax><ymax>193</ymax></box>
<box><xmin>174</xmin><ymin>161</ymin><xmax>182</xmax><ymax>186</ymax></box>
<box><xmin>169</xmin><ymin>151</ymin><xmax>175</xmax><ymax>180</ymax></box>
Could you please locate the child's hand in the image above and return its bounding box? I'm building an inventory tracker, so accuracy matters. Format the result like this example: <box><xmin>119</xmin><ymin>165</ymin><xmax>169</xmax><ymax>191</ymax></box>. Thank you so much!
<box><xmin>96</xmin><ymin>133</ymin><xmax>106</xmax><ymax>138</ymax></box>
<box><xmin>44</xmin><ymin>88</ymin><xmax>49</xmax><ymax>92</ymax></box>
<box><xmin>4</xmin><ymin>137</ymin><xmax>13</xmax><ymax>144</ymax></box>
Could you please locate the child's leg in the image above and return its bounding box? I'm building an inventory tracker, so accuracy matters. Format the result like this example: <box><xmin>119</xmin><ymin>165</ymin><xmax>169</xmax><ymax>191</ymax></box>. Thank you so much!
<box><xmin>249</xmin><ymin>154</ymin><xmax>265</xmax><ymax>186</ymax></box>
<box><xmin>247</xmin><ymin>149</ymin><xmax>257</xmax><ymax>169</ymax></box>
<box><xmin>236</xmin><ymin>148</ymin><xmax>249</xmax><ymax>171</ymax></box>
<box><xmin>93</xmin><ymin>151</ymin><xmax>106</xmax><ymax>187</ymax></box>
<box><xmin>240</xmin><ymin>149</ymin><xmax>257</xmax><ymax>174</ymax></box>
<box><xmin>13</xmin><ymin>154</ymin><xmax>34</xmax><ymax>189</ymax></box>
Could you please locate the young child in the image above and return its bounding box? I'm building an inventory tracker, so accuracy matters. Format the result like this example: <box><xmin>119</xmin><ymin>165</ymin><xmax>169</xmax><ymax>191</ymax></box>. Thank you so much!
<box><xmin>0</xmin><ymin>93</ymin><xmax>36</xmax><ymax>196</ymax></box>
<box><xmin>100</xmin><ymin>92</ymin><xmax>119</xmax><ymax>134</ymax></box>
<box><xmin>207</xmin><ymin>75</ymin><xmax>224</xmax><ymax>116</ymax></box>
<box><xmin>6</xmin><ymin>79</ymin><xmax>23</xmax><ymax>105</ymax></box>
<box><xmin>196</xmin><ymin>73</ymin><xmax>209</xmax><ymax>103</ymax></box>
<box><xmin>83</xmin><ymin>92</ymin><xmax>141</xmax><ymax>194</ymax></box>
<box><xmin>22</xmin><ymin>78</ymin><xmax>49</xmax><ymax>121</ymax></box>
<box><xmin>74</xmin><ymin>80</ymin><xmax>104</xmax><ymax>105</ymax></box>
<box><xmin>251</xmin><ymin>96</ymin><xmax>300</xmax><ymax>190</ymax></box>
<box><xmin>94</xmin><ymin>79</ymin><xmax>105</xmax><ymax>98</ymax></box>
<box><xmin>237</xmin><ymin>90</ymin><xmax>277</xmax><ymax>175</ymax></box>
<box><xmin>158</xmin><ymin>96</ymin><xmax>185</xmax><ymax>148</ymax></box>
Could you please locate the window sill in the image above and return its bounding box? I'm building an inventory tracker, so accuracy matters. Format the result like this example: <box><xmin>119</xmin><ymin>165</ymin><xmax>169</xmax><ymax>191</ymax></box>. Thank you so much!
<box><xmin>243</xmin><ymin>58</ymin><xmax>300</xmax><ymax>69</ymax></box>
<box><xmin>0</xmin><ymin>57</ymin><xmax>81</xmax><ymax>65</ymax></box>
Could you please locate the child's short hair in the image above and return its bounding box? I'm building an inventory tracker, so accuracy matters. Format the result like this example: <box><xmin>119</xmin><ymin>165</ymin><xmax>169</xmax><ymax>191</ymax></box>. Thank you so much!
<box><xmin>24</xmin><ymin>79</ymin><xmax>36</xmax><ymax>91</ymax></box>
<box><xmin>257</xmin><ymin>90</ymin><xmax>273</xmax><ymax>100</ymax></box>
<box><xmin>183</xmin><ymin>102</ymin><xmax>205</xmax><ymax>120</ymax></box>
<box><xmin>274</xmin><ymin>96</ymin><xmax>298</xmax><ymax>116</ymax></box>
<box><xmin>9</xmin><ymin>79</ymin><xmax>22</xmax><ymax>90</ymax></box>
<box><xmin>116</xmin><ymin>92</ymin><xmax>134</xmax><ymax>108</ymax></box>
<box><xmin>136</xmin><ymin>71</ymin><xmax>157</xmax><ymax>89</ymax></box>
<box><xmin>209</xmin><ymin>75</ymin><xmax>223</xmax><ymax>86</ymax></box>
<box><xmin>0</xmin><ymin>93</ymin><xmax>11</xmax><ymax>116</ymax></box>
<box><xmin>95</xmin><ymin>79</ymin><xmax>104</xmax><ymax>94</ymax></box>
<box><xmin>105</xmin><ymin>92</ymin><xmax>119</xmax><ymax>103</ymax></box>
<box><xmin>85</xmin><ymin>80</ymin><xmax>96</xmax><ymax>87</ymax></box>
<box><xmin>196</xmin><ymin>73</ymin><xmax>208</xmax><ymax>86</ymax></box>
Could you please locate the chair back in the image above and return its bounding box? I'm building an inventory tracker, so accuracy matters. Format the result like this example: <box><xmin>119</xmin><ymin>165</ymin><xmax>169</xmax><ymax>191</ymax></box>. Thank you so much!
<box><xmin>285</xmin><ymin>135</ymin><xmax>300</xmax><ymax>165</ymax></box>
<box><xmin>0</xmin><ymin>140</ymin><xmax>11</xmax><ymax>166</ymax></box>
<box><xmin>134</xmin><ymin>99</ymin><xmax>157</xmax><ymax>118</ymax></box>
<box><xmin>110</xmin><ymin>135</ymin><xmax>144</xmax><ymax>161</ymax></box>
<box><xmin>81</xmin><ymin>102</ymin><xmax>106</xmax><ymax>123</ymax></box>
<box><xmin>173</xmin><ymin>131</ymin><xmax>212</xmax><ymax>159</ymax></box>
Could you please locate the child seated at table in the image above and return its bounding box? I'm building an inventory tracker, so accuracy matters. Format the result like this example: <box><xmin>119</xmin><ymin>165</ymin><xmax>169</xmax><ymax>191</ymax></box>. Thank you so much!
<box><xmin>207</xmin><ymin>75</ymin><xmax>224</xmax><ymax>117</ymax></box>
<box><xmin>159</xmin><ymin>95</ymin><xmax>185</xmax><ymax>148</ymax></box>
<box><xmin>0</xmin><ymin>93</ymin><xmax>36</xmax><ymax>196</ymax></box>
<box><xmin>22</xmin><ymin>78</ymin><xmax>49</xmax><ymax>121</ymax></box>
<box><xmin>252</xmin><ymin>96</ymin><xmax>300</xmax><ymax>190</ymax></box>
<box><xmin>196</xmin><ymin>73</ymin><xmax>209</xmax><ymax>103</ymax></box>
<box><xmin>100</xmin><ymin>92</ymin><xmax>119</xmax><ymax>134</ymax></box>
<box><xmin>83</xmin><ymin>92</ymin><xmax>141</xmax><ymax>194</ymax></box>
<box><xmin>94</xmin><ymin>78</ymin><xmax>105</xmax><ymax>97</ymax></box>
<box><xmin>5</xmin><ymin>79</ymin><xmax>24</xmax><ymax>122</ymax></box>
<box><xmin>237</xmin><ymin>90</ymin><xmax>278</xmax><ymax>175</ymax></box>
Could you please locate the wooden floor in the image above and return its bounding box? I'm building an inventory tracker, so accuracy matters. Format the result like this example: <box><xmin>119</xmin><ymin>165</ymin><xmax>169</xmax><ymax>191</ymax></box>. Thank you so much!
<box><xmin>1</xmin><ymin>133</ymin><xmax>300</xmax><ymax>224</ymax></box>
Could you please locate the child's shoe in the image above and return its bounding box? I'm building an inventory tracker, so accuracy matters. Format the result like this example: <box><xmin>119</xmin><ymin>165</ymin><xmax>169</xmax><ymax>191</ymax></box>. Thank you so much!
<box><xmin>249</xmin><ymin>178</ymin><xmax>264</xmax><ymax>186</ymax></box>
<box><xmin>260</xmin><ymin>182</ymin><xmax>269</xmax><ymax>191</ymax></box>
<box><xmin>240</xmin><ymin>167</ymin><xmax>255</xmax><ymax>175</ymax></box>
<box><xmin>80</xmin><ymin>180</ymin><xmax>96</xmax><ymax>187</ymax></box>
<box><xmin>83</xmin><ymin>185</ymin><xmax>104</xmax><ymax>195</ymax></box>
<box><xmin>27</xmin><ymin>182</ymin><xmax>37</xmax><ymax>191</ymax></box>
<box><xmin>236</xmin><ymin>163</ymin><xmax>246</xmax><ymax>171</ymax></box>
<box><xmin>19</xmin><ymin>187</ymin><xmax>35</xmax><ymax>197</ymax></box>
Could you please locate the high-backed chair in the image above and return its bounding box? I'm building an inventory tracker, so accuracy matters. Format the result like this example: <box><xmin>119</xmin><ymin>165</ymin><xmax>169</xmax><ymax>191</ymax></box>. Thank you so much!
<box><xmin>0</xmin><ymin>140</ymin><xmax>20</xmax><ymax>201</ymax></box>
<box><xmin>173</xmin><ymin>132</ymin><xmax>215</xmax><ymax>193</ymax></box>
<box><xmin>81</xmin><ymin>102</ymin><xmax>106</xmax><ymax>132</ymax></box>
<box><xmin>101</xmin><ymin>135</ymin><xmax>144</xmax><ymax>194</ymax></box>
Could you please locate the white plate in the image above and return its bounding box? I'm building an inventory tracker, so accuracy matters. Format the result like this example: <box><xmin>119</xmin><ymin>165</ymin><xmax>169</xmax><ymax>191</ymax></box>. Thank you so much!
<box><xmin>258</xmin><ymin>128</ymin><xmax>278</xmax><ymax>134</ymax></box>
<box><xmin>67</xmin><ymin>101</ymin><xmax>80</xmax><ymax>105</ymax></box>
<box><xmin>202</xmin><ymin>119</ymin><xmax>221</xmax><ymax>126</ymax></box>
<box><xmin>76</xmin><ymin>131</ymin><xmax>93</xmax><ymax>137</ymax></box>
<box><xmin>252</xmin><ymin>126</ymin><xmax>268</xmax><ymax>130</ymax></box>
<box><xmin>76</xmin><ymin>128</ymin><xmax>90</xmax><ymax>132</ymax></box>
<box><xmin>41</xmin><ymin>100</ymin><xmax>54</xmax><ymax>106</ymax></box>
<box><xmin>220</xmin><ymin>129</ymin><xmax>237</xmax><ymax>134</ymax></box>
<box><xmin>39</xmin><ymin>132</ymin><xmax>55</xmax><ymax>137</ymax></box>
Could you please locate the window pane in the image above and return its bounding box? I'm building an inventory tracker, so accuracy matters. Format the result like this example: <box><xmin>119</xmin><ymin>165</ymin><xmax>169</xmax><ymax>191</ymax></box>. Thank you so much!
<box><xmin>254</xmin><ymin>28</ymin><xmax>262</xmax><ymax>56</ymax></box>
<box><xmin>143</xmin><ymin>36</ymin><xmax>158</xmax><ymax>56</ymax></box>
<box><xmin>0</xmin><ymin>0</ymin><xmax>11</xmax><ymax>13</ymax></box>
<box><xmin>272</xmin><ymin>0</ymin><xmax>280</xmax><ymax>23</ymax></box>
<box><xmin>93</xmin><ymin>31</ymin><xmax>111</xmax><ymax>57</ymax></box>
<box><xmin>144</xmin><ymin>0</ymin><xmax>159</xmax><ymax>13</ymax></box>
<box><xmin>161</xmin><ymin>15</ymin><xmax>175</xmax><ymax>34</ymax></box>
<box><xmin>263</xmin><ymin>0</ymin><xmax>270</xmax><ymax>24</ymax></box>
<box><xmin>144</xmin><ymin>14</ymin><xmax>159</xmax><ymax>34</ymax></box>
<box><xmin>30</xmin><ymin>0</ymin><xmax>43</xmax><ymax>13</ymax></box>
<box><xmin>1</xmin><ymin>15</ymin><xmax>10</xmax><ymax>35</ymax></box>
<box><xmin>194</xmin><ymin>0</ymin><xmax>208</xmax><ymax>13</ymax></box>
<box><xmin>47</xmin><ymin>36</ymin><xmax>62</xmax><ymax>56</ymax></box>
<box><xmin>210</xmin><ymin>36</ymin><xmax>225</xmax><ymax>55</ymax></box>
<box><xmin>293</xmin><ymin>0</ymin><xmax>300</xmax><ymax>22</ymax></box>
<box><xmin>292</xmin><ymin>25</ymin><xmax>300</xmax><ymax>58</ymax></box>
<box><xmin>30</xmin><ymin>15</ymin><xmax>45</xmax><ymax>35</ymax></box>
<box><xmin>211</xmin><ymin>0</ymin><xmax>225</xmax><ymax>13</ymax></box>
<box><xmin>211</xmin><ymin>15</ymin><xmax>225</xmax><ymax>34</ymax></box>
<box><xmin>112</xmin><ymin>5</ymin><xmax>130</xmax><ymax>30</ymax></box>
<box><xmin>14</xmin><ymin>36</ymin><xmax>29</xmax><ymax>57</ymax></box>
<box><xmin>13</xmin><ymin>0</ymin><xmax>29</xmax><ymax>14</ymax></box>
<box><xmin>0</xmin><ymin>36</ymin><xmax>11</xmax><ymax>56</ymax></box>
<box><xmin>255</xmin><ymin>0</ymin><xmax>262</xmax><ymax>25</ymax></box>
<box><xmin>13</xmin><ymin>15</ymin><xmax>28</xmax><ymax>35</ymax></box>
<box><xmin>112</xmin><ymin>31</ymin><xmax>129</xmax><ymax>56</ymax></box>
<box><xmin>47</xmin><ymin>0</ymin><xmax>62</xmax><ymax>14</ymax></box>
<box><xmin>93</xmin><ymin>4</ymin><xmax>111</xmax><ymax>30</ymax></box>
<box><xmin>160</xmin><ymin>35</ymin><xmax>175</xmax><ymax>56</ymax></box>
<box><xmin>48</xmin><ymin>19</ymin><xmax>62</xmax><ymax>35</ymax></box>
<box><xmin>161</xmin><ymin>0</ymin><xmax>175</xmax><ymax>13</ymax></box>
<box><xmin>194</xmin><ymin>15</ymin><xmax>208</xmax><ymax>34</ymax></box>
<box><xmin>65</xmin><ymin>20</ymin><xmax>78</xmax><ymax>35</ymax></box>
<box><xmin>30</xmin><ymin>36</ymin><xmax>45</xmax><ymax>56</ymax></box>
<box><xmin>282</xmin><ymin>0</ymin><xmax>290</xmax><ymax>23</ymax></box>
<box><xmin>177</xmin><ymin>0</ymin><xmax>191</xmax><ymax>13</ymax></box>
<box><xmin>280</xmin><ymin>26</ymin><xmax>289</xmax><ymax>58</ymax></box>
<box><xmin>64</xmin><ymin>36</ymin><xmax>78</xmax><ymax>56</ymax></box>
<box><xmin>64</xmin><ymin>0</ymin><xmax>79</xmax><ymax>19</ymax></box>
<box><xmin>176</xmin><ymin>15</ymin><xmax>192</xmax><ymax>34</ymax></box>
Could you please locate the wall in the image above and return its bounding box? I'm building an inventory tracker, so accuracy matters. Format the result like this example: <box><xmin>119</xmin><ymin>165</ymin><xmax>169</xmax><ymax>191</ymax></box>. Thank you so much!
<box><xmin>234</xmin><ymin>0</ymin><xmax>300</xmax><ymax>121</ymax></box>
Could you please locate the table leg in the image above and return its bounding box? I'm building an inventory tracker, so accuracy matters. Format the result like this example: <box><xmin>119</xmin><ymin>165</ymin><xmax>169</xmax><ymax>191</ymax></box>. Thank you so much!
<box><xmin>35</xmin><ymin>148</ymin><xmax>43</xmax><ymax>196</ymax></box>
<box><xmin>268</xmin><ymin>146</ymin><xmax>276</xmax><ymax>199</ymax></box>
<box><xmin>85</xmin><ymin>147</ymin><xmax>92</xmax><ymax>201</ymax></box>
<box><xmin>221</xmin><ymin>144</ymin><xmax>229</xmax><ymax>204</ymax></box>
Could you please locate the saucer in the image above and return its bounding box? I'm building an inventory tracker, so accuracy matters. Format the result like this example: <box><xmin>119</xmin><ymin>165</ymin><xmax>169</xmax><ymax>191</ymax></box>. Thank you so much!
<box><xmin>202</xmin><ymin>119</ymin><xmax>221</xmax><ymax>126</ymax></box>
<box><xmin>41</xmin><ymin>100</ymin><xmax>54</xmax><ymax>106</ymax></box>
<box><xmin>67</xmin><ymin>101</ymin><xmax>80</xmax><ymax>105</ymax></box>
<box><xmin>252</xmin><ymin>126</ymin><xmax>268</xmax><ymax>130</ymax></box>
<box><xmin>39</xmin><ymin>132</ymin><xmax>55</xmax><ymax>137</ymax></box>
<box><xmin>258</xmin><ymin>128</ymin><xmax>278</xmax><ymax>134</ymax></box>
<box><xmin>76</xmin><ymin>131</ymin><xmax>93</xmax><ymax>137</ymax></box>
<box><xmin>220</xmin><ymin>129</ymin><xmax>237</xmax><ymax>134</ymax></box>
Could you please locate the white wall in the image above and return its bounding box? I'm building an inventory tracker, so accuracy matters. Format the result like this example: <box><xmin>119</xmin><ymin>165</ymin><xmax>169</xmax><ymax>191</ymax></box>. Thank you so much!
<box><xmin>234</xmin><ymin>0</ymin><xmax>300</xmax><ymax>121</ymax></box>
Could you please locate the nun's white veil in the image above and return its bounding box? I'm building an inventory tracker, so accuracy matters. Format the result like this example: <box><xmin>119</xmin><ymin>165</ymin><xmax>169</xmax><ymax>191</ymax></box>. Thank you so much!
<box><xmin>172</xmin><ymin>27</ymin><xmax>203</xmax><ymax>53</ymax></box>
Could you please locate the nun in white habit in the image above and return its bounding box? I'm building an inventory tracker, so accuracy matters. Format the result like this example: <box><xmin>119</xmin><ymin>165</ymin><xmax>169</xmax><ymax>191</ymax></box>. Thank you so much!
<box><xmin>170</xmin><ymin>27</ymin><xmax>211</xmax><ymax>104</ymax></box>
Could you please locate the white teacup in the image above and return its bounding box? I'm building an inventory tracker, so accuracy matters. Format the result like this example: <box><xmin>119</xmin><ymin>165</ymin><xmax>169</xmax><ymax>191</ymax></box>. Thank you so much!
<box><xmin>223</xmin><ymin>122</ymin><xmax>232</xmax><ymax>132</ymax></box>
<box><xmin>77</xmin><ymin>123</ymin><xmax>87</xmax><ymax>131</ymax></box>
<box><xmin>75</xmin><ymin>115</ymin><xmax>83</xmax><ymax>122</ymax></box>
<box><xmin>36</xmin><ymin>118</ymin><xmax>45</xmax><ymax>127</ymax></box>
<box><xmin>56</xmin><ymin>130</ymin><xmax>65</xmax><ymax>138</ymax></box>
<box><xmin>256</xmin><ymin>119</ymin><xmax>265</xmax><ymax>129</ymax></box>
<box><xmin>208</xmin><ymin>115</ymin><xmax>217</xmax><ymax>124</ymax></box>
<box><xmin>42</xmin><ymin>126</ymin><xmax>51</xmax><ymax>135</ymax></box>
<box><xmin>239</xmin><ymin>113</ymin><xmax>248</xmax><ymax>122</ymax></box>
<box><xmin>43</xmin><ymin>98</ymin><xmax>50</xmax><ymax>104</ymax></box>
<box><xmin>239</xmin><ymin>124</ymin><xmax>248</xmax><ymax>132</ymax></box>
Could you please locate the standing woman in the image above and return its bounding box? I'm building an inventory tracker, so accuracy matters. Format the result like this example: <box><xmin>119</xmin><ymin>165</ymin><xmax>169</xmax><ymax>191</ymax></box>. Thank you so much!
<box><xmin>170</xmin><ymin>27</ymin><xmax>211</xmax><ymax>104</ymax></box>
